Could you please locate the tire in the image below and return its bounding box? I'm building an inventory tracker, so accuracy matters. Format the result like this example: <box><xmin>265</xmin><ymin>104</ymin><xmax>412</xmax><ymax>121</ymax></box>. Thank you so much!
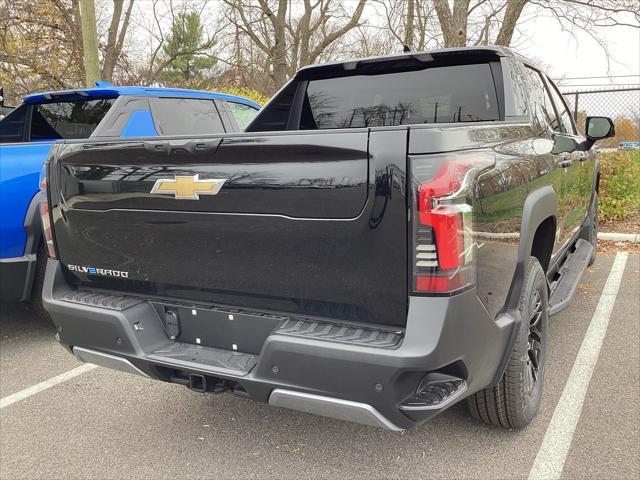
<box><xmin>587</xmin><ymin>193</ymin><xmax>598</xmax><ymax>266</ymax></box>
<box><xmin>30</xmin><ymin>243</ymin><xmax>52</xmax><ymax>324</ymax></box>
<box><xmin>467</xmin><ymin>256</ymin><xmax>548</xmax><ymax>428</ymax></box>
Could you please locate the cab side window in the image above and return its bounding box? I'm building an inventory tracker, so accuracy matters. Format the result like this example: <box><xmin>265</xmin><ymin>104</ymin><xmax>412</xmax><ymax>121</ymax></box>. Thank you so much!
<box><xmin>152</xmin><ymin>98</ymin><xmax>225</xmax><ymax>135</ymax></box>
<box><xmin>0</xmin><ymin>105</ymin><xmax>27</xmax><ymax>143</ymax></box>
<box><xmin>525</xmin><ymin>67</ymin><xmax>561</xmax><ymax>134</ymax></box>
<box><xmin>544</xmin><ymin>77</ymin><xmax>576</xmax><ymax>135</ymax></box>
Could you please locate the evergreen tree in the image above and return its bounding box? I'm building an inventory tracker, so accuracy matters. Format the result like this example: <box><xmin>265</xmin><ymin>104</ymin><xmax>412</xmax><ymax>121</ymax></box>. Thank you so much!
<box><xmin>161</xmin><ymin>12</ymin><xmax>215</xmax><ymax>86</ymax></box>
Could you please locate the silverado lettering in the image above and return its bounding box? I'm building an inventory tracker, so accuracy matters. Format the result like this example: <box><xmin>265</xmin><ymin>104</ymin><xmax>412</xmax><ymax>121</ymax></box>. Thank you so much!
<box><xmin>67</xmin><ymin>265</ymin><xmax>129</xmax><ymax>278</ymax></box>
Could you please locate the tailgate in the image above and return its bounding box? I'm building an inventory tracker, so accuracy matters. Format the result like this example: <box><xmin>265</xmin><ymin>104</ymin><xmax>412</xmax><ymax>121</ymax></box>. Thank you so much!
<box><xmin>50</xmin><ymin>130</ymin><xmax>408</xmax><ymax>327</ymax></box>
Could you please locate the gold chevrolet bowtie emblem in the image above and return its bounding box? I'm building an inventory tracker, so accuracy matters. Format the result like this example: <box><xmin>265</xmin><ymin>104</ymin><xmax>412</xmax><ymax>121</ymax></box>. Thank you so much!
<box><xmin>150</xmin><ymin>174</ymin><xmax>227</xmax><ymax>200</ymax></box>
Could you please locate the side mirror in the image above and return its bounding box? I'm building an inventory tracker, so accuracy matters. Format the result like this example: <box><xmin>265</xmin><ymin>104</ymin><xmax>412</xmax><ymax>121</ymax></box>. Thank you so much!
<box><xmin>586</xmin><ymin>116</ymin><xmax>615</xmax><ymax>142</ymax></box>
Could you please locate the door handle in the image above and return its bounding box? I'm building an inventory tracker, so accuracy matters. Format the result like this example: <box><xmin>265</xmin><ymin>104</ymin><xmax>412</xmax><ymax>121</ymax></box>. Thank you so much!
<box><xmin>558</xmin><ymin>154</ymin><xmax>573</xmax><ymax>168</ymax></box>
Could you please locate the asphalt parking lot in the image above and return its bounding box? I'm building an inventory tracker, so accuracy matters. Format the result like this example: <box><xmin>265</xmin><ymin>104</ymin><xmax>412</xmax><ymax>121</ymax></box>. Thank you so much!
<box><xmin>1</xmin><ymin>253</ymin><xmax>638</xmax><ymax>480</ymax></box>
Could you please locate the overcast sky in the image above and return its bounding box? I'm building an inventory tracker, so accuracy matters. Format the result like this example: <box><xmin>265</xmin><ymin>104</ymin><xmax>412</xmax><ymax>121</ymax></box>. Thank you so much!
<box><xmin>514</xmin><ymin>11</ymin><xmax>640</xmax><ymax>88</ymax></box>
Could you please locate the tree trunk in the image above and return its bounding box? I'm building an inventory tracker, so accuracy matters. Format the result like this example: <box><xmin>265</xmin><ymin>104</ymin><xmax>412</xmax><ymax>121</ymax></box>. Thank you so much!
<box><xmin>70</xmin><ymin>0</ymin><xmax>86</xmax><ymax>82</ymax></box>
<box><xmin>450</xmin><ymin>0</ymin><xmax>470</xmax><ymax>47</ymax></box>
<box><xmin>404</xmin><ymin>0</ymin><xmax>415</xmax><ymax>48</ymax></box>
<box><xmin>102</xmin><ymin>0</ymin><xmax>122</xmax><ymax>82</ymax></box>
<box><xmin>270</xmin><ymin>0</ymin><xmax>289</xmax><ymax>88</ymax></box>
<box><xmin>495</xmin><ymin>0</ymin><xmax>529</xmax><ymax>46</ymax></box>
<box><xmin>79</xmin><ymin>0</ymin><xmax>100</xmax><ymax>85</ymax></box>
<box><xmin>433</xmin><ymin>0</ymin><xmax>470</xmax><ymax>47</ymax></box>
<box><xmin>297</xmin><ymin>0</ymin><xmax>313</xmax><ymax>69</ymax></box>
<box><xmin>102</xmin><ymin>0</ymin><xmax>134</xmax><ymax>82</ymax></box>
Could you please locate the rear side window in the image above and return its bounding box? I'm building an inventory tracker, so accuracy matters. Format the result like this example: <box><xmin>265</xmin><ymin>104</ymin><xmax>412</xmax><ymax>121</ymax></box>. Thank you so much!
<box><xmin>152</xmin><ymin>98</ymin><xmax>224</xmax><ymax>135</ymax></box>
<box><xmin>505</xmin><ymin>58</ymin><xmax>529</xmax><ymax>118</ymax></box>
<box><xmin>225</xmin><ymin>101</ymin><xmax>259</xmax><ymax>130</ymax></box>
<box><xmin>31</xmin><ymin>99</ymin><xmax>115</xmax><ymax>140</ymax></box>
<box><xmin>0</xmin><ymin>104</ymin><xmax>27</xmax><ymax>143</ymax></box>
<box><xmin>299</xmin><ymin>63</ymin><xmax>500</xmax><ymax>129</ymax></box>
<box><xmin>246</xmin><ymin>81</ymin><xmax>297</xmax><ymax>132</ymax></box>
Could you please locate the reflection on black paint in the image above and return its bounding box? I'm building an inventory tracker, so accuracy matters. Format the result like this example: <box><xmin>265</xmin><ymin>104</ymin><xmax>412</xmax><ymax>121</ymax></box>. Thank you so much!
<box><xmin>59</xmin><ymin>133</ymin><xmax>370</xmax><ymax>219</ymax></box>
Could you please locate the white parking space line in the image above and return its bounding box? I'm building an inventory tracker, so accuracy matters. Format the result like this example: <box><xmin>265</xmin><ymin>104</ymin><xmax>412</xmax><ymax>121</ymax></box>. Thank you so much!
<box><xmin>529</xmin><ymin>252</ymin><xmax>629</xmax><ymax>480</ymax></box>
<box><xmin>0</xmin><ymin>363</ymin><xmax>97</xmax><ymax>410</ymax></box>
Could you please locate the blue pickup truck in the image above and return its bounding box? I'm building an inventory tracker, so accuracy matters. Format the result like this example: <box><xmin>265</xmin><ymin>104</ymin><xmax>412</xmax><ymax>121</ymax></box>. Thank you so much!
<box><xmin>0</xmin><ymin>83</ymin><xmax>260</xmax><ymax>317</ymax></box>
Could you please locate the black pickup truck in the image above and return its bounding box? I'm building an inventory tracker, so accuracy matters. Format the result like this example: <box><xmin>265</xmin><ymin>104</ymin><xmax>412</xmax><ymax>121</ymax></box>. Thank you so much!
<box><xmin>41</xmin><ymin>46</ymin><xmax>614</xmax><ymax>430</ymax></box>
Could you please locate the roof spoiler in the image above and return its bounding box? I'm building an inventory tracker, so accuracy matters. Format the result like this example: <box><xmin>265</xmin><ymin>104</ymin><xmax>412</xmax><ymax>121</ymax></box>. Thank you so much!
<box><xmin>296</xmin><ymin>46</ymin><xmax>511</xmax><ymax>78</ymax></box>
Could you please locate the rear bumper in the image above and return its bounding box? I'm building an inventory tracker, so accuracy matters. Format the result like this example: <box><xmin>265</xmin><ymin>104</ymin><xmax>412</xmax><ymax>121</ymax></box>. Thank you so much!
<box><xmin>43</xmin><ymin>259</ymin><xmax>517</xmax><ymax>430</ymax></box>
<box><xmin>0</xmin><ymin>254</ymin><xmax>36</xmax><ymax>302</ymax></box>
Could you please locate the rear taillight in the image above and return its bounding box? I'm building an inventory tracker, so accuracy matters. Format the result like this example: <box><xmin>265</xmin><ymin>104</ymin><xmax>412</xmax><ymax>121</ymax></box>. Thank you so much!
<box><xmin>39</xmin><ymin>164</ymin><xmax>57</xmax><ymax>259</ymax></box>
<box><xmin>411</xmin><ymin>151</ymin><xmax>493</xmax><ymax>294</ymax></box>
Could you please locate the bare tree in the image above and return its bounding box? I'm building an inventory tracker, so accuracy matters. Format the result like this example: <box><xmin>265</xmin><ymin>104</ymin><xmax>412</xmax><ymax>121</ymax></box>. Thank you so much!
<box><xmin>222</xmin><ymin>0</ymin><xmax>367</xmax><ymax>92</ymax></box>
<box><xmin>371</xmin><ymin>0</ymin><xmax>439</xmax><ymax>52</ymax></box>
<box><xmin>102</xmin><ymin>0</ymin><xmax>135</xmax><ymax>82</ymax></box>
<box><xmin>3</xmin><ymin>0</ymin><xmax>639</xmax><ymax>104</ymax></box>
<box><xmin>373</xmin><ymin>0</ymin><xmax>639</xmax><ymax>52</ymax></box>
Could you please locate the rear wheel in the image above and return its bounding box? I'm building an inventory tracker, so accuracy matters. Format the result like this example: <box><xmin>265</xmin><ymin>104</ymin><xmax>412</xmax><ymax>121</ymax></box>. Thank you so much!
<box><xmin>467</xmin><ymin>256</ymin><xmax>548</xmax><ymax>428</ymax></box>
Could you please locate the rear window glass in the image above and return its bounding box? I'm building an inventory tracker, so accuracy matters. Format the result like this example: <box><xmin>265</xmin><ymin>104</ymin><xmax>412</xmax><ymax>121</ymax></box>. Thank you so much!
<box><xmin>152</xmin><ymin>98</ymin><xmax>224</xmax><ymax>135</ymax></box>
<box><xmin>31</xmin><ymin>99</ymin><xmax>115</xmax><ymax>140</ymax></box>
<box><xmin>299</xmin><ymin>63</ymin><xmax>500</xmax><ymax>129</ymax></box>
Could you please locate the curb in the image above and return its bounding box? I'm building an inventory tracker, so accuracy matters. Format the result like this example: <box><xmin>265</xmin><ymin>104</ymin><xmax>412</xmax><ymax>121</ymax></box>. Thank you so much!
<box><xmin>598</xmin><ymin>232</ymin><xmax>639</xmax><ymax>243</ymax></box>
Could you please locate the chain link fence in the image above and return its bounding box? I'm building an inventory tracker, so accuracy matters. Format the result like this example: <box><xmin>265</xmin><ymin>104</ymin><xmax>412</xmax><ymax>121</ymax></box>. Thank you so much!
<box><xmin>563</xmin><ymin>87</ymin><xmax>640</xmax><ymax>148</ymax></box>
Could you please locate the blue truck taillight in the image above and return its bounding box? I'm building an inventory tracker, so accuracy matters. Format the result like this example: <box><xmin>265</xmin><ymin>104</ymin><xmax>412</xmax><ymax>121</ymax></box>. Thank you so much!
<box><xmin>39</xmin><ymin>163</ymin><xmax>57</xmax><ymax>259</ymax></box>
<box><xmin>410</xmin><ymin>151</ymin><xmax>494</xmax><ymax>294</ymax></box>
